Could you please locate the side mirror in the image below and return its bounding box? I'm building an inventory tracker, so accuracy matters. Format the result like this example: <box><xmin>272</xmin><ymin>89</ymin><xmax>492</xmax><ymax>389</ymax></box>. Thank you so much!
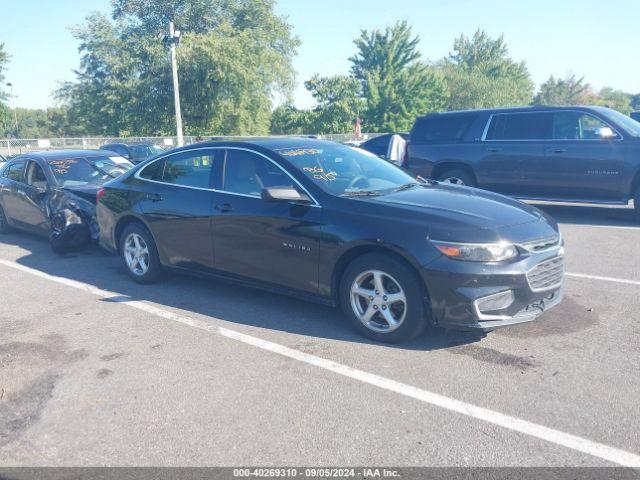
<box><xmin>596</xmin><ymin>126</ymin><xmax>617</xmax><ymax>139</ymax></box>
<box><xmin>261</xmin><ymin>186</ymin><xmax>311</xmax><ymax>204</ymax></box>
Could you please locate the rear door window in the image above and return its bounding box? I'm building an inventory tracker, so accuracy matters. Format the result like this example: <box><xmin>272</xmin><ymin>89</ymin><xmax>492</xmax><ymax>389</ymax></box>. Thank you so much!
<box><xmin>4</xmin><ymin>161</ymin><xmax>26</xmax><ymax>182</ymax></box>
<box><xmin>161</xmin><ymin>151</ymin><xmax>217</xmax><ymax>189</ymax></box>
<box><xmin>411</xmin><ymin>115</ymin><xmax>477</xmax><ymax>144</ymax></box>
<box><xmin>486</xmin><ymin>113</ymin><xmax>554</xmax><ymax>140</ymax></box>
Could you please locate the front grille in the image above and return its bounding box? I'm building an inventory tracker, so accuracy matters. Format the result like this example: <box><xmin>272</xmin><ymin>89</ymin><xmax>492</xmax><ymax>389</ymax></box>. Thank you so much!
<box><xmin>520</xmin><ymin>235</ymin><xmax>560</xmax><ymax>252</ymax></box>
<box><xmin>527</xmin><ymin>256</ymin><xmax>564</xmax><ymax>292</ymax></box>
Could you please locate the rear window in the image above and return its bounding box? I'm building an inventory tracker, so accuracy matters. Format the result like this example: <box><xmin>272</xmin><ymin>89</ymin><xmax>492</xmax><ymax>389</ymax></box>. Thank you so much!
<box><xmin>486</xmin><ymin>113</ymin><xmax>554</xmax><ymax>140</ymax></box>
<box><xmin>411</xmin><ymin>115</ymin><xmax>477</xmax><ymax>144</ymax></box>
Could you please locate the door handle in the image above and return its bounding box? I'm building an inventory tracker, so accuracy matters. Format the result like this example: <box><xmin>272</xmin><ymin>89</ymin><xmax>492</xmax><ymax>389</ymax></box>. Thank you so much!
<box><xmin>215</xmin><ymin>203</ymin><xmax>234</xmax><ymax>213</ymax></box>
<box><xmin>548</xmin><ymin>148</ymin><xmax>567</xmax><ymax>154</ymax></box>
<box><xmin>147</xmin><ymin>193</ymin><xmax>163</xmax><ymax>202</ymax></box>
<box><xmin>485</xmin><ymin>147</ymin><xmax>502</xmax><ymax>153</ymax></box>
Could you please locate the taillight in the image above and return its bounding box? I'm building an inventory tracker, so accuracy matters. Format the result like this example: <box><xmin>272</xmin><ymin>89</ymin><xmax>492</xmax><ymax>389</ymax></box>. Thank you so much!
<box><xmin>96</xmin><ymin>188</ymin><xmax>106</xmax><ymax>203</ymax></box>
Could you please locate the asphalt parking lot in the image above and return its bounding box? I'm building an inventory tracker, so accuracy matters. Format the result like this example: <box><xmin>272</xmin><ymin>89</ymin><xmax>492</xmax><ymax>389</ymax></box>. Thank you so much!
<box><xmin>0</xmin><ymin>202</ymin><xmax>639</xmax><ymax>467</ymax></box>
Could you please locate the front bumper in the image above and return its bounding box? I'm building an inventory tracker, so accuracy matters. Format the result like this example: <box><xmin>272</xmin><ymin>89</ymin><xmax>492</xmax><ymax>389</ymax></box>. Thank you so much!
<box><xmin>421</xmin><ymin>249</ymin><xmax>565</xmax><ymax>332</ymax></box>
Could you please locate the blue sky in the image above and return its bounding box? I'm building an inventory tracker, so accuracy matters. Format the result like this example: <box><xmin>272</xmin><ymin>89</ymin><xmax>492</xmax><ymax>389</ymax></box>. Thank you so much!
<box><xmin>2</xmin><ymin>0</ymin><xmax>639</xmax><ymax>109</ymax></box>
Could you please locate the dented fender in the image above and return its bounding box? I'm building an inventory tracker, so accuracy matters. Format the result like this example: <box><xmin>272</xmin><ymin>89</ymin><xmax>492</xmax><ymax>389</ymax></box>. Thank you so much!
<box><xmin>46</xmin><ymin>187</ymin><xmax>98</xmax><ymax>251</ymax></box>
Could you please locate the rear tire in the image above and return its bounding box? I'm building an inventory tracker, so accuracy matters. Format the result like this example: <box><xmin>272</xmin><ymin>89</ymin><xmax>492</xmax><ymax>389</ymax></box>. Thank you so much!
<box><xmin>339</xmin><ymin>253</ymin><xmax>429</xmax><ymax>343</ymax></box>
<box><xmin>119</xmin><ymin>223</ymin><xmax>162</xmax><ymax>284</ymax></box>
<box><xmin>436</xmin><ymin>168</ymin><xmax>476</xmax><ymax>187</ymax></box>
<box><xmin>0</xmin><ymin>204</ymin><xmax>10</xmax><ymax>234</ymax></box>
<box><xmin>634</xmin><ymin>187</ymin><xmax>640</xmax><ymax>221</ymax></box>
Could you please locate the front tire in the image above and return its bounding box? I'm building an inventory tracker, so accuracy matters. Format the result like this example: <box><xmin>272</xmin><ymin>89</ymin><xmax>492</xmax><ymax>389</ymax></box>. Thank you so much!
<box><xmin>436</xmin><ymin>168</ymin><xmax>476</xmax><ymax>187</ymax></box>
<box><xmin>340</xmin><ymin>253</ymin><xmax>428</xmax><ymax>343</ymax></box>
<box><xmin>119</xmin><ymin>223</ymin><xmax>162</xmax><ymax>284</ymax></box>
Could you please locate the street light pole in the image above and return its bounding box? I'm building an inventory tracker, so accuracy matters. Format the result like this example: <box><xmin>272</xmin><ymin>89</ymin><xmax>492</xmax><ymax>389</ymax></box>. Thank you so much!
<box><xmin>168</xmin><ymin>21</ymin><xmax>184</xmax><ymax>147</ymax></box>
<box><xmin>6</xmin><ymin>82</ymin><xmax>19</xmax><ymax>137</ymax></box>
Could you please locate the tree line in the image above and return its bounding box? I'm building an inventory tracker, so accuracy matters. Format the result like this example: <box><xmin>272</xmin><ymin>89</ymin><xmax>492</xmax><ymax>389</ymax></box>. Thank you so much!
<box><xmin>0</xmin><ymin>0</ymin><xmax>638</xmax><ymax>139</ymax></box>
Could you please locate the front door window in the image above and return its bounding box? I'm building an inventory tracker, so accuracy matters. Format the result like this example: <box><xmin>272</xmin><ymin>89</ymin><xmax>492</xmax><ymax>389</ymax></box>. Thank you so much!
<box><xmin>553</xmin><ymin>112</ymin><xmax>618</xmax><ymax>140</ymax></box>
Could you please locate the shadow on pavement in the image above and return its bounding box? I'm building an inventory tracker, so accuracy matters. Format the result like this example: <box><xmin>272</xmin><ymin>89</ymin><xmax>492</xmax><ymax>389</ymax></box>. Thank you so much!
<box><xmin>0</xmin><ymin>232</ymin><xmax>484</xmax><ymax>352</ymax></box>
<box><xmin>531</xmin><ymin>202</ymin><xmax>639</xmax><ymax>228</ymax></box>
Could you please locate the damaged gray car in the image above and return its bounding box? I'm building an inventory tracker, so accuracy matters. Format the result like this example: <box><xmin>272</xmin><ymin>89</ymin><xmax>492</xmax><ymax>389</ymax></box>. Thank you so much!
<box><xmin>0</xmin><ymin>150</ymin><xmax>133</xmax><ymax>252</ymax></box>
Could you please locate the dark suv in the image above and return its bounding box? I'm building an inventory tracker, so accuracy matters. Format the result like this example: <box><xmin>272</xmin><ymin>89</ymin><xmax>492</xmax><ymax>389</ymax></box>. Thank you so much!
<box><xmin>407</xmin><ymin>106</ymin><xmax>640</xmax><ymax>215</ymax></box>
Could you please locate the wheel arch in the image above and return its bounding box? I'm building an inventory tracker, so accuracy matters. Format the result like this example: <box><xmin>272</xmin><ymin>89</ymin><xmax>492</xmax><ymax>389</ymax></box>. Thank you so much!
<box><xmin>114</xmin><ymin>214</ymin><xmax>157</xmax><ymax>255</ymax></box>
<box><xmin>431</xmin><ymin>162</ymin><xmax>477</xmax><ymax>184</ymax></box>
<box><xmin>629</xmin><ymin>168</ymin><xmax>640</xmax><ymax>199</ymax></box>
<box><xmin>331</xmin><ymin>243</ymin><xmax>431</xmax><ymax>309</ymax></box>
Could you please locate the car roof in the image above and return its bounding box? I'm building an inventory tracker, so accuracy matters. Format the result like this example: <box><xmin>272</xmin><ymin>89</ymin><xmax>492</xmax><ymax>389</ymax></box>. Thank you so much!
<box><xmin>102</xmin><ymin>142</ymin><xmax>157</xmax><ymax>147</ymax></box>
<box><xmin>417</xmin><ymin>105</ymin><xmax>609</xmax><ymax>119</ymax></box>
<box><xmin>167</xmin><ymin>136</ymin><xmax>342</xmax><ymax>154</ymax></box>
<box><xmin>13</xmin><ymin>149</ymin><xmax>120</xmax><ymax>161</ymax></box>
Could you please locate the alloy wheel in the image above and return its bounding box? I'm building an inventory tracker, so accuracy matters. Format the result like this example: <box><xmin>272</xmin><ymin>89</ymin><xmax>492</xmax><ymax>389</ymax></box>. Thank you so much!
<box><xmin>124</xmin><ymin>232</ymin><xmax>150</xmax><ymax>276</ymax></box>
<box><xmin>441</xmin><ymin>176</ymin><xmax>466</xmax><ymax>185</ymax></box>
<box><xmin>350</xmin><ymin>270</ymin><xmax>407</xmax><ymax>333</ymax></box>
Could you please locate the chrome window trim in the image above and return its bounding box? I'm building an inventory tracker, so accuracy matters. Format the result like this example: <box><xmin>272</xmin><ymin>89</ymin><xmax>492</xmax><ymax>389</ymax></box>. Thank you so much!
<box><xmin>134</xmin><ymin>146</ymin><xmax>321</xmax><ymax>207</ymax></box>
<box><xmin>480</xmin><ymin>109</ymin><xmax>623</xmax><ymax>142</ymax></box>
<box><xmin>480</xmin><ymin>114</ymin><xmax>493</xmax><ymax>142</ymax></box>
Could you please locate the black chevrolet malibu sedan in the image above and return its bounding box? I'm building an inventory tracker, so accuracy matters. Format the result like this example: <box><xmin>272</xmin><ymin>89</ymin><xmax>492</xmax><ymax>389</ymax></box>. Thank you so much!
<box><xmin>97</xmin><ymin>138</ymin><xmax>564</xmax><ymax>343</ymax></box>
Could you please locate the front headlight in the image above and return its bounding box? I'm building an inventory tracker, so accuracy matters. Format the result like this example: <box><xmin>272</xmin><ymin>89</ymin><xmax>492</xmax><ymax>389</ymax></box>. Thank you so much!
<box><xmin>432</xmin><ymin>240</ymin><xmax>519</xmax><ymax>262</ymax></box>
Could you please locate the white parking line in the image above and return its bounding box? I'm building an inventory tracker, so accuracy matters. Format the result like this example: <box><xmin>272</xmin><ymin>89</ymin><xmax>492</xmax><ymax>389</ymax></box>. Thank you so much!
<box><xmin>1</xmin><ymin>258</ymin><xmax>639</xmax><ymax>467</ymax></box>
<box><xmin>566</xmin><ymin>272</ymin><xmax>640</xmax><ymax>286</ymax></box>
<box><xmin>563</xmin><ymin>224</ymin><xmax>639</xmax><ymax>231</ymax></box>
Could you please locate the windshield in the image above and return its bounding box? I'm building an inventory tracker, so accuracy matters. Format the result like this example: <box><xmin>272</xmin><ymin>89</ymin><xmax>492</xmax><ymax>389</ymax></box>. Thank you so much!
<box><xmin>47</xmin><ymin>156</ymin><xmax>133</xmax><ymax>187</ymax></box>
<box><xmin>275</xmin><ymin>144</ymin><xmax>417</xmax><ymax>196</ymax></box>
<box><xmin>597</xmin><ymin>108</ymin><xmax>640</xmax><ymax>137</ymax></box>
<box><xmin>130</xmin><ymin>145</ymin><xmax>164</xmax><ymax>160</ymax></box>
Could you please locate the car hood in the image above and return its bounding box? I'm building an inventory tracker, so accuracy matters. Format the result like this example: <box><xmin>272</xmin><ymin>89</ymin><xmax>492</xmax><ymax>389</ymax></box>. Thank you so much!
<box><xmin>368</xmin><ymin>184</ymin><xmax>558</xmax><ymax>243</ymax></box>
<box><xmin>60</xmin><ymin>185</ymin><xmax>101</xmax><ymax>205</ymax></box>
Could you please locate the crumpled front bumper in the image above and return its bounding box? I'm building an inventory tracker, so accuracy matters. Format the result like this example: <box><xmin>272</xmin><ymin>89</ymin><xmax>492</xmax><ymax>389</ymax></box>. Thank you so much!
<box><xmin>446</xmin><ymin>288</ymin><xmax>564</xmax><ymax>332</ymax></box>
<box><xmin>420</xmin><ymin>250</ymin><xmax>565</xmax><ymax>332</ymax></box>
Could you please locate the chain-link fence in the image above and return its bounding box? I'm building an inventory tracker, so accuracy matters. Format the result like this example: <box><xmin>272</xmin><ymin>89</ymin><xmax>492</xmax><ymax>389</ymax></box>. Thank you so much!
<box><xmin>0</xmin><ymin>133</ymin><xmax>384</xmax><ymax>157</ymax></box>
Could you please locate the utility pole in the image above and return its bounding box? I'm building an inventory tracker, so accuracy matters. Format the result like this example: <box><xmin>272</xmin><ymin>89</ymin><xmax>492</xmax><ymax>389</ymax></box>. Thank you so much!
<box><xmin>167</xmin><ymin>21</ymin><xmax>184</xmax><ymax>147</ymax></box>
<box><xmin>6</xmin><ymin>82</ymin><xmax>19</xmax><ymax>137</ymax></box>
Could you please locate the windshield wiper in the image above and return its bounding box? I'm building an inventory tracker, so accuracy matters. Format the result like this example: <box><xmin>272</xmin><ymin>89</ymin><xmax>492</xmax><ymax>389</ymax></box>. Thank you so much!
<box><xmin>341</xmin><ymin>190</ymin><xmax>383</xmax><ymax>197</ymax></box>
<box><xmin>417</xmin><ymin>175</ymin><xmax>437</xmax><ymax>185</ymax></box>
<box><xmin>394</xmin><ymin>182</ymin><xmax>421</xmax><ymax>192</ymax></box>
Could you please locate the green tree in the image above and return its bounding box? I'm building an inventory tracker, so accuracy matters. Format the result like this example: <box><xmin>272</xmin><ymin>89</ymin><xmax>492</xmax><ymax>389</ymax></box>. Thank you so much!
<box><xmin>58</xmin><ymin>0</ymin><xmax>299</xmax><ymax>136</ymax></box>
<box><xmin>350</xmin><ymin>21</ymin><xmax>448</xmax><ymax>132</ymax></box>
<box><xmin>597</xmin><ymin>87</ymin><xmax>633</xmax><ymax>115</ymax></box>
<box><xmin>270</xmin><ymin>105</ymin><xmax>310</xmax><ymax>135</ymax></box>
<box><xmin>631</xmin><ymin>94</ymin><xmax>640</xmax><ymax>111</ymax></box>
<box><xmin>440</xmin><ymin>30</ymin><xmax>534</xmax><ymax>110</ymax></box>
<box><xmin>533</xmin><ymin>75</ymin><xmax>597</xmax><ymax>106</ymax></box>
<box><xmin>0</xmin><ymin>43</ymin><xmax>10</xmax><ymax>133</ymax></box>
<box><xmin>303</xmin><ymin>74</ymin><xmax>364</xmax><ymax>133</ymax></box>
